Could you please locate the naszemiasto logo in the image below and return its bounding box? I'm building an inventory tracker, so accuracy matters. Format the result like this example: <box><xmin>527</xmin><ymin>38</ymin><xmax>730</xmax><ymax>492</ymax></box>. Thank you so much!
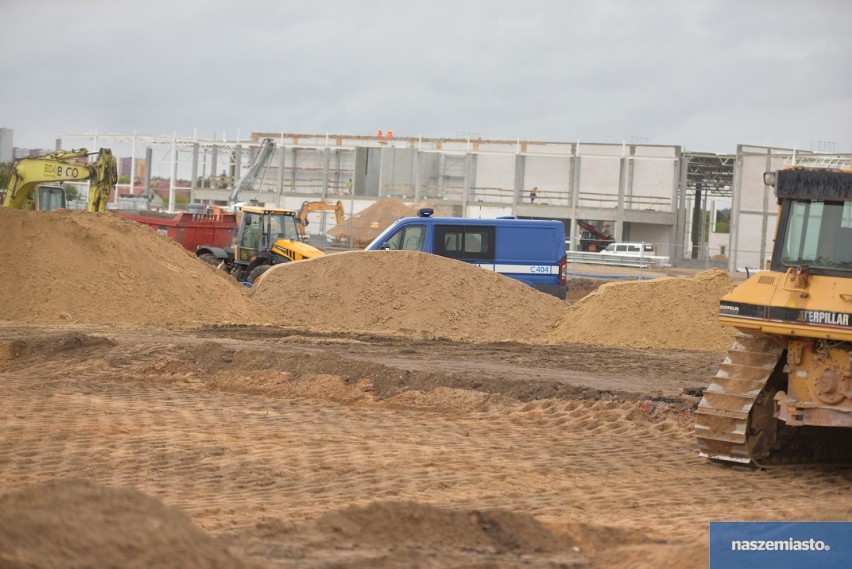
<box><xmin>730</xmin><ymin>538</ymin><xmax>831</xmax><ymax>551</ymax></box>
<box><xmin>796</xmin><ymin>310</ymin><xmax>850</xmax><ymax>326</ymax></box>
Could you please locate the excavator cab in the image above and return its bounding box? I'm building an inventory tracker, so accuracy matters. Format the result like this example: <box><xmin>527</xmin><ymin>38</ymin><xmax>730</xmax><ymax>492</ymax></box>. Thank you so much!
<box><xmin>36</xmin><ymin>185</ymin><xmax>67</xmax><ymax>211</ymax></box>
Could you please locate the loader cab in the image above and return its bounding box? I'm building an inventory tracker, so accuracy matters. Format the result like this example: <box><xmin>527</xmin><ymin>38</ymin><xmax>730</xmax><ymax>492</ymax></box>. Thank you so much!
<box><xmin>235</xmin><ymin>208</ymin><xmax>301</xmax><ymax>261</ymax></box>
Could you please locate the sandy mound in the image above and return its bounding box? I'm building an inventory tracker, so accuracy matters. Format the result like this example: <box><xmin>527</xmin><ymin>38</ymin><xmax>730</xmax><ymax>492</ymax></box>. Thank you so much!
<box><xmin>251</xmin><ymin>250</ymin><xmax>566</xmax><ymax>342</ymax></box>
<box><xmin>0</xmin><ymin>208</ymin><xmax>272</xmax><ymax>327</ymax></box>
<box><xmin>327</xmin><ymin>198</ymin><xmax>440</xmax><ymax>247</ymax></box>
<box><xmin>227</xmin><ymin>501</ymin><xmax>590</xmax><ymax>567</ymax></box>
<box><xmin>0</xmin><ymin>479</ymin><xmax>253</xmax><ymax>569</ymax></box>
<box><xmin>315</xmin><ymin>501</ymin><xmax>575</xmax><ymax>553</ymax></box>
<box><xmin>550</xmin><ymin>269</ymin><xmax>736</xmax><ymax>351</ymax></box>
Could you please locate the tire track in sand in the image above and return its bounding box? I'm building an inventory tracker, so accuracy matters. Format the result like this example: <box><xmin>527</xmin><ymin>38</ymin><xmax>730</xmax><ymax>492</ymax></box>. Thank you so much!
<box><xmin>1</xmin><ymin>362</ymin><xmax>849</xmax><ymax>547</ymax></box>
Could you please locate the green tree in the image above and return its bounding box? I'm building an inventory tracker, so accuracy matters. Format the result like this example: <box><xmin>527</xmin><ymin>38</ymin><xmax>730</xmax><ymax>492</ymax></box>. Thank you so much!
<box><xmin>715</xmin><ymin>208</ymin><xmax>730</xmax><ymax>233</ymax></box>
<box><xmin>0</xmin><ymin>161</ymin><xmax>11</xmax><ymax>194</ymax></box>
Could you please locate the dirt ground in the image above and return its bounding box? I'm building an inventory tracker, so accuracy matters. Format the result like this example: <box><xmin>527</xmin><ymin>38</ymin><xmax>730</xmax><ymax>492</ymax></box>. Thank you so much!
<box><xmin>1</xmin><ymin>209</ymin><xmax>850</xmax><ymax>568</ymax></box>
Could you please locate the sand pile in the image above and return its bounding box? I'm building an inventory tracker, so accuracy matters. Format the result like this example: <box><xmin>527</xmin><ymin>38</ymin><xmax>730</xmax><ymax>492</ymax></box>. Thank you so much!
<box><xmin>251</xmin><ymin>250</ymin><xmax>565</xmax><ymax>342</ymax></box>
<box><xmin>327</xmin><ymin>198</ymin><xmax>439</xmax><ymax>247</ymax></box>
<box><xmin>0</xmin><ymin>479</ymin><xmax>253</xmax><ymax>569</ymax></box>
<box><xmin>0</xmin><ymin>208</ymin><xmax>272</xmax><ymax>327</ymax></box>
<box><xmin>314</xmin><ymin>501</ymin><xmax>576</xmax><ymax>553</ymax></box>
<box><xmin>549</xmin><ymin>269</ymin><xmax>737</xmax><ymax>351</ymax></box>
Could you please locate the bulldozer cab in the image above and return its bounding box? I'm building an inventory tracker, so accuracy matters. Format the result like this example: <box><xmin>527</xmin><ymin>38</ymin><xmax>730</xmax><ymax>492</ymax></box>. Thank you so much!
<box><xmin>771</xmin><ymin>169</ymin><xmax>852</xmax><ymax>274</ymax></box>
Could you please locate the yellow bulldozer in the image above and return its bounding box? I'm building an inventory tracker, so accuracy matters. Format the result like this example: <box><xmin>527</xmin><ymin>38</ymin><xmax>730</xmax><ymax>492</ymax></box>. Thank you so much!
<box><xmin>695</xmin><ymin>165</ymin><xmax>852</xmax><ymax>467</ymax></box>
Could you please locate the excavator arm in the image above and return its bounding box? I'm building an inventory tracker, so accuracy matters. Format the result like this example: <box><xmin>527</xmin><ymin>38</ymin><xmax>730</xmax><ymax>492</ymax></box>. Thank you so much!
<box><xmin>296</xmin><ymin>200</ymin><xmax>345</xmax><ymax>237</ymax></box>
<box><xmin>2</xmin><ymin>148</ymin><xmax>118</xmax><ymax>212</ymax></box>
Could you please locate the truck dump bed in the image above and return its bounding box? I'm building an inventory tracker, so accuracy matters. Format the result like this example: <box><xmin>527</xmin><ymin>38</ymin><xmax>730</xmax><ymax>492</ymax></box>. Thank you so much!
<box><xmin>114</xmin><ymin>210</ymin><xmax>238</xmax><ymax>252</ymax></box>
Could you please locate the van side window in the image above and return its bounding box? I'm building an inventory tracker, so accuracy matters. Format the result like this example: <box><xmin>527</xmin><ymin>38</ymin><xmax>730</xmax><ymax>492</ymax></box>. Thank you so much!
<box><xmin>383</xmin><ymin>224</ymin><xmax>425</xmax><ymax>250</ymax></box>
<box><xmin>435</xmin><ymin>225</ymin><xmax>495</xmax><ymax>261</ymax></box>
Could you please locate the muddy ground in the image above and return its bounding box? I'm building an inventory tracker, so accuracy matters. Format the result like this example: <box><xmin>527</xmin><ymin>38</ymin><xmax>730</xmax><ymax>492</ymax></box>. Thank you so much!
<box><xmin>1</xmin><ymin>323</ymin><xmax>850</xmax><ymax>569</ymax></box>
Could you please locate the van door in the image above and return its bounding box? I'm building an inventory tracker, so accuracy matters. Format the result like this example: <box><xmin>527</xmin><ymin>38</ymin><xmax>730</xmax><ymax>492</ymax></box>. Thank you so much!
<box><xmin>381</xmin><ymin>224</ymin><xmax>427</xmax><ymax>251</ymax></box>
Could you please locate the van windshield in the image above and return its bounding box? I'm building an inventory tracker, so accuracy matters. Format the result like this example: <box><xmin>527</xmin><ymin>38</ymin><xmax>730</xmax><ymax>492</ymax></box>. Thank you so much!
<box><xmin>383</xmin><ymin>224</ymin><xmax>426</xmax><ymax>251</ymax></box>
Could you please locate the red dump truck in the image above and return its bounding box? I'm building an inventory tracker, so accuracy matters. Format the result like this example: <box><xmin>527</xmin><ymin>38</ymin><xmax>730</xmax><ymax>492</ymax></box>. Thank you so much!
<box><xmin>113</xmin><ymin>210</ymin><xmax>238</xmax><ymax>252</ymax></box>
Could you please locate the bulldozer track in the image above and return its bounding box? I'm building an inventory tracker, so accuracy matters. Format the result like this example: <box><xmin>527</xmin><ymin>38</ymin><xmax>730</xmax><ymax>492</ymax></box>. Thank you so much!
<box><xmin>696</xmin><ymin>332</ymin><xmax>852</xmax><ymax>468</ymax></box>
<box><xmin>694</xmin><ymin>333</ymin><xmax>784</xmax><ymax>467</ymax></box>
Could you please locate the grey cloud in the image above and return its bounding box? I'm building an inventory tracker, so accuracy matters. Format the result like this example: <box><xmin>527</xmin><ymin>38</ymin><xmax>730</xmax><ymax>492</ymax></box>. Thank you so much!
<box><xmin>1</xmin><ymin>0</ymin><xmax>849</xmax><ymax>154</ymax></box>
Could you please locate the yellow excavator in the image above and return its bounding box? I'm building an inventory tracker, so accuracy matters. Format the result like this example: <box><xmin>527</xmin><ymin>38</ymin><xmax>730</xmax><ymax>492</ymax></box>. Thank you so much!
<box><xmin>2</xmin><ymin>148</ymin><xmax>118</xmax><ymax>212</ymax></box>
<box><xmin>296</xmin><ymin>199</ymin><xmax>345</xmax><ymax>240</ymax></box>
<box><xmin>695</xmin><ymin>165</ymin><xmax>852</xmax><ymax>467</ymax></box>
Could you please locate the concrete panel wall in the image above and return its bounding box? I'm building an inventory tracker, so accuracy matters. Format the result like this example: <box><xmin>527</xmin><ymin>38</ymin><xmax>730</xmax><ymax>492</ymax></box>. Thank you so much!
<box><xmin>623</xmin><ymin>223</ymin><xmax>671</xmax><ymax>248</ymax></box>
<box><xmin>730</xmin><ymin>146</ymin><xmax>790</xmax><ymax>270</ymax></box>
<box><xmin>577</xmin><ymin>155</ymin><xmax>621</xmax><ymax>208</ymax></box>
<box><xmin>524</xmin><ymin>155</ymin><xmax>571</xmax><ymax>206</ymax></box>
<box><xmin>628</xmin><ymin>156</ymin><xmax>677</xmax><ymax>212</ymax></box>
<box><xmin>473</xmin><ymin>153</ymin><xmax>515</xmax><ymax>203</ymax></box>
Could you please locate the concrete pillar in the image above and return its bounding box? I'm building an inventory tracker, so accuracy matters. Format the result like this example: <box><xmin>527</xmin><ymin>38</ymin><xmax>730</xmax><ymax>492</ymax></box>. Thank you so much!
<box><xmin>378</xmin><ymin>147</ymin><xmax>386</xmax><ymax>198</ymax></box>
<box><xmin>190</xmin><ymin>143</ymin><xmax>199</xmax><ymax>202</ymax></box>
<box><xmin>144</xmin><ymin>147</ymin><xmax>153</xmax><ymax>204</ymax></box>
<box><xmin>569</xmin><ymin>151</ymin><xmax>581</xmax><ymax>250</ymax></box>
<box><xmin>691</xmin><ymin>183</ymin><xmax>703</xmax><ymax>259</ymax></box>
<box><xmin>413</xmin><ymin>150</ymin><xmax>422</xmax><ymax>201</ymax></box>
<box><xmin>277</xmin><ymin>143</ymin><xmax>285</xmax><ymax>207</ymax></box>
<box><xmin>760</xmin><ymin>152</ymin><xmax>772</xmax><ymax>268</ymax></box>
<box><xmin>334</xmin><ymin>149</ymin><xmax>342</xmax><ymax>195</ymax></box>
<box><xmin>437</xmin><ymin>153</ymin><xmax>446</xmax><ymax>198</ymax></box>
<box><xmin>462</xmin><ymin>152</ymin><xmax>474</xmax><ymax>212</ymax></box>
<box><xmin>233</xmin><ymin>144</ymin><xmax>242</xmax><ymax>190</ymax></box>
<box><xmin>674</xmin><ymin>155</ymin><xmax>688</xmax><ymax>264</ymax></box>
<box><xmin>322</xmin><ymin>147</ymin><xmax>330</xmax><ymax>198</ymax></box>
<box><xmin>729</xmin><ymin>153</ymin><xmax>744</xmax><ymax>272</ymax></box>
<box><xmin>513</xmin><ymin>153</ymin><xmax>526</xmax><ymax>208</ymax></box>
<box><xmin>614</xmin><ymin>156</ymin><xmax>627</xmax><ymax>242</ymax></box>
<box><xmin>211</xmin><ymin>145</ymin><xmax>218</xmax><ymax>191</ymax></box>
<box><xmin>290</xmin><ymin>148</ymin><xmax>297</xmax><ymax>193</ymax></box>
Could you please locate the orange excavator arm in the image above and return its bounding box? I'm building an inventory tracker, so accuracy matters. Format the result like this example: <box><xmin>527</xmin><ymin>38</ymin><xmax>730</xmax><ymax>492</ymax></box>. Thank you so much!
<box><xmin>296</xmin><ymin>200</ymin><xmax>345</xmax><ymax>236</ymax></box>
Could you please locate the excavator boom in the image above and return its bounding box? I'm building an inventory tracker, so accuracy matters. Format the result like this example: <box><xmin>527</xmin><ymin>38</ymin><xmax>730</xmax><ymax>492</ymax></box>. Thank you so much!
<box><xmin>2</xmin><ymin>148</ymin><xmax>117</xmax><ymax>211</ymax></box>
<box><xmin>296</xmin><ymin>200</ymin><xmax>345</xmax><ymax>238</ymax></box>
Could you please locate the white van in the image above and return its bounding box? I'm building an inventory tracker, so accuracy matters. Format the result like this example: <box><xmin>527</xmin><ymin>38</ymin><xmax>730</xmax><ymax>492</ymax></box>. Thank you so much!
<box><xmin>600</xmin><ymin>242</ymin><xmax>656</xmax><ymax>256</ymax></box>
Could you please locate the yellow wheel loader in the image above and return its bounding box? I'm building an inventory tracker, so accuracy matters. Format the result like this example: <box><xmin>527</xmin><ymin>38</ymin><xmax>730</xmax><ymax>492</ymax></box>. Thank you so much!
<box><xmin>195</xmin><ymin>205</ymin><xmax>325</xmax><ymax>285</ymax></box>
<box><xmin>695</xmin><ymin>166</ymin><xmax>852</xmax><ymax>467</ymax></box>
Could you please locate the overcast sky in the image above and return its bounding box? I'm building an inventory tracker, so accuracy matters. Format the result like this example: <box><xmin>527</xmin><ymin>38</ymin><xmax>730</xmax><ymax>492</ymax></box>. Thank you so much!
<box><xmin>2</xmin><ymin>0</ymin><xmax>850</xmax><ymax>155</ymax></box>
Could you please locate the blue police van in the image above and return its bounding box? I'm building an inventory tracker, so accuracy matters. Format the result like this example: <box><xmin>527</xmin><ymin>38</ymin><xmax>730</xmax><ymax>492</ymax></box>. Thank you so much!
<box><xmin>365</xmin><ymin>209</ymin><xmax>568</xmax><ymax>299</ymax></box>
